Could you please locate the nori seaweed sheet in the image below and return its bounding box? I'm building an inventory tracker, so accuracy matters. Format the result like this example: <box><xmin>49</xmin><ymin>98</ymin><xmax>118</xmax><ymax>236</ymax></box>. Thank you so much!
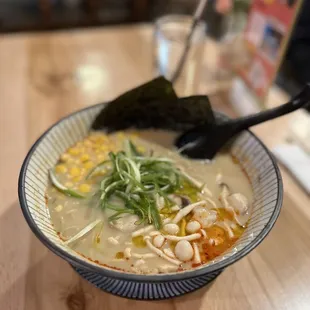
<box><xmin>91</xmin><ymin>76</ymin><xmax>215</xmax><ymax>132</ymax></box>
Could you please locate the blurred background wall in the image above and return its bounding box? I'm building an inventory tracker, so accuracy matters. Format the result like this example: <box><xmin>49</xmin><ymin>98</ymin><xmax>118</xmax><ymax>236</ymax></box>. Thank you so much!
<box><xmin>0</xmin><ymin>0</ymin><xmax>306</xmax><ymax>97</ymax></box>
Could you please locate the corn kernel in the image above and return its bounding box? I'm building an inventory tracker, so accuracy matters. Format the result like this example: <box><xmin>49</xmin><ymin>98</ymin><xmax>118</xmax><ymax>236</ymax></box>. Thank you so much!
<box><xmin>84</xmin><ymin>140</ymin><xmax>92</xmax><ymax>147</ymax></box>
<box><xmin>100</xmin><ymin>145</ymin><xmax>108</xmax><ymax>152</ymax></box>
<box><xmin>83</xmin><ymin>161</ymin><xmax>94</xmax><ymax>169</ymax></box>
<box><xmin>117</xmin><ymin>132</ymin><xmax>125</xmax><ymax>139</ymax></box>
<box><xmin>55</xmin><ymin>164</ymin><xmax>67</xmax><ymax>174</ymax></box>
<box><xmin>80</xmin><ymin>154</ymin><xmax>90</xmax><ymax>162</ymax></box>
<box><xmin>89</xmin><ymin>135</ymin><xmax>98</xmax><ymax>142</ymax></box>
<box><xmin>79</xmin><ymin>184</ymin><xmax>91</xmax><ymax>193</ymax></box>
<box><xmin>68</xmin><ymin>148</ymin><xmax>80</xmax><ymax>156</ymax></box>
<box><xmin>69</xmin><ymin>166</ymin><xmax>80</xmax><ymax>177</ymax></box>
<box><xmin>73</xmin><ymin>176</ymin><xmax>82</xmax><ymax>182</ymax></box>
<box><xmin>55</xmin><ymin>205</ymin><xmax>63</xmax><ymax>212</ymax></box>
<box><xmin>137</xmin><ymin>146</ymin><xmax>145</xmax><ymax>153</ymax></box>
<box><xmin>97</xmin><ymin>154</ymin><xmax>106</xmax><ymax>161</ymax></box>
<box><xmin>67</xmin><ymin>157</ymin><xmax>75</xmax><ymax>163</ymax></box>
<box><xmin>60</xmin><ymin>153</ymin><xmax>71</xmax><ymax>162</ymax></box>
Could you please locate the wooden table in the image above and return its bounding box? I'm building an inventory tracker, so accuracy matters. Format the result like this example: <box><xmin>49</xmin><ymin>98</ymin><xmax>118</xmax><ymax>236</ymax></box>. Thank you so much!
<box><xmin>1</xmin><ymin>25</ymin><xmax>310</xmax><ymax>310</ymax></box>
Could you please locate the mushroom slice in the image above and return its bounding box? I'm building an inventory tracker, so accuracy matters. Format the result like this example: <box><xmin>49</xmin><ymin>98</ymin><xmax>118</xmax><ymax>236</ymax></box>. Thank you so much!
<box><xmin>193</xmin><ymin>242</ymin><xmax>201</xmax><ymax>264</ymax></box>
<box><xmin>163</xmin><ymin>223</ymin><xmax>180</xmax><ymax>235</ymax></box>
<box><xmin>144</xmin><ymin>237</ymin><xmax>181</xmax><ymax>265</ymax></box>
<box><xmin>132</xmin><ymin>218</ymin><xmax>171</xmax><ymax>237</ymax></box>
<box><xmin>205</xmin><ymin>198</ymin><xmax>217</xmax><ymax>209</ymax></box>
<box><xmin>132</xmin><ymin>253</ymin><xmax>156</xmax><ymax>259</ymax></box>
<box><xmin>219</xmin><ymin>184</ymin><xmax>230</xmax><ymax>209</ymax></box>
<box><xmin>171</xmin><ymin>205</ymin><xmax>181</xmax><ymax>212</ymax></box>
<box><xmin>200</xmin><ymin>229</ymin><xmax>207</xmax><ymax>239</ymax></box>
<box><xmin>218</xmin><ymin>221</ymin><xmax>234</xmax><ymax>239</ymax></box>
<box><xmin>164</xmin><ymin>233</ymin><xmax>201</xmax><ymax>242</ymax></box>
<box><xmin>149</xmin><ymin>231</ymin><xmax>161</xmax><ymax>237</ymax></box>
<box><xmin>216</xmin><ymin>173</ymin><xmax>223</xmax><ymax>185</ymax></box>
<box><xmin>163</xmin><ymin>248</ymin><xmax>176</xmax><ymax>258</ymax></box>
<box><xmin>158</xmin><ymin>265</ymin><xmax>178</xmax><ymax>273</ymax></box>
<box><xmin>168</xmin><ymin>194</ymin><xmax>182</xmax><ymax>206</ymax></box>
<box><xmin>172</xmin><ymin>201</ymin><xmax>206</xmax><ymax>224</ymax></box>
<box><xmin>219</xmin><ymin>183</ymin><xmax>250</xmax><ymax>227</ymax></box>
<box><xmin>227</xmin><ymin>193</ymin><xmax>249</xmax><ymax>215</ymax></box>
<box><xmin>201</xmin><ymin>185</ymin><xmax>213</xmax><ymax>198</ymax></box>
<box><xmin>124</xmin><ymin>247</ymin><xmax>132</xmax><ymax>258</ymax></box>
<box><xmin>177</xmin><ymin>167</ymin><xmax>202</xmax><ymax>188</ymax></box>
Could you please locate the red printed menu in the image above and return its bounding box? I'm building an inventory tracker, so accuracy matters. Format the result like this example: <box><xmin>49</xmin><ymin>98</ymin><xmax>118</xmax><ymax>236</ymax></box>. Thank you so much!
<box><xmin>236</xmin><ymin>0</ymin><xmax>303</xmax><ymax>103</ymax></box>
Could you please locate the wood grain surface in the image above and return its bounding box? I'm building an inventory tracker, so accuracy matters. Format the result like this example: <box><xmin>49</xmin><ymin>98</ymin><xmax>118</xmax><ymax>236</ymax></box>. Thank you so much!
<box><xmin>0</xmin><ymin>25</ymin><xmax>310</xmax><ymax>310</ymax></box>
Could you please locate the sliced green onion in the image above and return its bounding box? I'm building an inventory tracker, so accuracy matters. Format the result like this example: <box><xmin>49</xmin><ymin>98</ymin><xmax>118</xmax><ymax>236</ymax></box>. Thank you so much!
<box><xmin>64</xmin><ymin>219</ymin><xmax>102</xmax><ymax>245</ymax></box>
<box><xmin>86</xmin><ymin>139</ymin><xmax>201</xmax><ymax>228</ymax></box>
<box><xmin>86</xmin><ymin>160</ymin><xmax>110</xmax><ymax>179</ymax></box>
<box><xmin>124</xmin><ymin>139</ymin><xmax>142</xmax><ymax>157</ymax></box>
<box><xmin>49</xmin><ymin>170</ymin><xmax>85</xmax><ymax>199</ymax></box>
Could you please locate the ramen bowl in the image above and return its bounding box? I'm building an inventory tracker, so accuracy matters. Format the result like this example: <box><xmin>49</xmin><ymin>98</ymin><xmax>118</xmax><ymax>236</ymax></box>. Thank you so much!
<box><xmin>18</xmin><ymin>103</ymin><xmax>283</xmax><ymax>300</ymax></box>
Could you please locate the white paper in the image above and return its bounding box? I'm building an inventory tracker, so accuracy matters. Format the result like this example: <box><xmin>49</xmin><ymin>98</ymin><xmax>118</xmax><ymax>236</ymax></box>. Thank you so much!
<box><xmin>272</xmin><ymin>143</ymin><xmax>310</xmax><ymax>194</ymax></box>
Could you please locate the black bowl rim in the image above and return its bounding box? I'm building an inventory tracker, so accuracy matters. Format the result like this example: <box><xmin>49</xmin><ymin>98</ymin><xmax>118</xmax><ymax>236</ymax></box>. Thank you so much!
<box><xmin>18</xmin><ymin>102</ymin><xmax>283</xmax><ymax>282</ymax></box>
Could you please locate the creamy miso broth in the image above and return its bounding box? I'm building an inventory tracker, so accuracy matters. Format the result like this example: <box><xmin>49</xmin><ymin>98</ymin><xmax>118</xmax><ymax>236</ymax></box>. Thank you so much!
<box><xmin>46</xmin><ymin>130</ymin><xmax>253</xmax><ymax>274</ymax></box>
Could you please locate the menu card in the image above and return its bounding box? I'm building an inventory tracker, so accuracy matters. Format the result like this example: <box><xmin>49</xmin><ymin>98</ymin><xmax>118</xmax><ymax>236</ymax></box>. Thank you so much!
<box><xmin>230</xmin><ymin>0</ymin><xmax>303</xmax><ymax>114</ymax></box>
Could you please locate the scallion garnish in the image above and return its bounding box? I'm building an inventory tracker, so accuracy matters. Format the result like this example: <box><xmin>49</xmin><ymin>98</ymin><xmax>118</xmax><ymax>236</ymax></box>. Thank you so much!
<box><xmin>49</xmin><ymin>169</ymin><xmax>85</xmax><ymax>199</ymax></box>
<box><xmin>87</xmin><ymin>139</ymin><xmax>198</xmax><ymax>230</ymax></box>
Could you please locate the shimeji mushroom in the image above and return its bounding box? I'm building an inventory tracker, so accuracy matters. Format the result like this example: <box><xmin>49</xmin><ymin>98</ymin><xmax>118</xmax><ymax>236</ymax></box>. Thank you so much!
<box><xmin>158</xmin><ymin>265</ymin><xmax>178</xmax><ymax>273</ymax></box>
<box><xmin>193</xmin><ymin>242</ymin><xmax>201</xmax><ymax>264</ymax></box>
<box><xmin>218</xmin><ymin>182</ymin><xmax>250</xmax><ymax>226</ymax></box>
<box><xmin>171</xmin><ymin>205</ymin><xmax>181</xmax><ymax>212</ymax></box>
<box><xmin>174</xmin><ymin>240</ymin><xmax>194</xmax><ymax>261</ymax></box>
<box><xmin>132</xmin><ymin>253</ymin><xmax>156</xmax><ymax>259</ymax></box>
<box><xmin>168</xmin><ymin>194</ymin><xmax>182</xmax><ymax>206</ymax></box>
<box><xmin>124</xmin><ymin>247</ymin><xmax>132</xmax><ymax>258</ymax></box>
<box><xmin>227</xmin><ymin>193</ymin><xmax>249</xmax><ymax>215</ymax></box>
<box><xmin>132</xmin><ymin>218</ymin><xmax>171</xmax><ymax>237</ymax></box>
<box><xmin>144</xmin><ymin>236</ymin><xmax>182</xmax><ymax>265</ymax></box>
<box><xmin>200</xmin><ymin>229</ymin><xmax>207</xmax><ymax>239</ymax></box>
<box><xmin>172</xmin><ymin>201</ymin><xmax>207</xmax><ymax>224</ymax></box>
<box><xmin>149</xmin><ymin>231</ymin><xmax>161</xmax><ymax>237</ymax></box>
<box><xmin>164</xmin><ymin>233</ymin><xmax>201</xmax><ymax>242</ymax></box>
<box><xmin>163</xmin><ymin>223</ymin><xmax>180</xmax><ymax>235</ymax></box>
<box><xmin>186</xmin><ymin>220</ymin><xmax>201</xmax><ymax>234</ymax></box>
<box><xmin>163</xmin><ymin>248</ymin><xmax>176</xmax><ymax>258</ymax></box>
<box><xmin>153</xmin><ymin>234</ymin><xmax>165</xmax><ymax>248</ymax></box>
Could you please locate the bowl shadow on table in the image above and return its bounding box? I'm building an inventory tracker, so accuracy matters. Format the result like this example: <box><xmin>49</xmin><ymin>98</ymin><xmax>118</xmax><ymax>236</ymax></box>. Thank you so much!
<box><xmin>0</xmin><ymin>201</ymin><xmax>218</xmax><ymax>310</ymax></box>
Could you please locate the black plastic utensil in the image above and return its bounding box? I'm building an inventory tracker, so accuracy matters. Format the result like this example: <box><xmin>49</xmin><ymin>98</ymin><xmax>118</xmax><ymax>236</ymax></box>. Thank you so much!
<box><xmin>176</xmin><ymin>84</ymin><xmax>310</xmax><ymax>159</ymax></box>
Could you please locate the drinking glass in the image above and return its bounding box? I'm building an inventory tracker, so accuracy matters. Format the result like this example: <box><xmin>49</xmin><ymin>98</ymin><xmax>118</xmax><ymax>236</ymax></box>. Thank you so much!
<box><xmin>154</xmin><ymin>15</ymin><xmax>206</xmax><ymax>96</ymax></box>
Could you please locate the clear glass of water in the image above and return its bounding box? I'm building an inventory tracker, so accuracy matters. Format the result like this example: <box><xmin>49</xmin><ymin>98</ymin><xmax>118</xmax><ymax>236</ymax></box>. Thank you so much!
<box><xmin>154</xmin><ymin>15</ymin><xmax>206</xmax><ymax>96</ymax></box>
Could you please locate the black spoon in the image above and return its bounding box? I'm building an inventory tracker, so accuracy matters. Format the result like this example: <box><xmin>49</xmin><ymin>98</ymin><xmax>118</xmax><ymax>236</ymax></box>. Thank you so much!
<box><xmin>176</xmin><ymin>84</ymin><xmax>310</xmax><ymax>159</ymax></box>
